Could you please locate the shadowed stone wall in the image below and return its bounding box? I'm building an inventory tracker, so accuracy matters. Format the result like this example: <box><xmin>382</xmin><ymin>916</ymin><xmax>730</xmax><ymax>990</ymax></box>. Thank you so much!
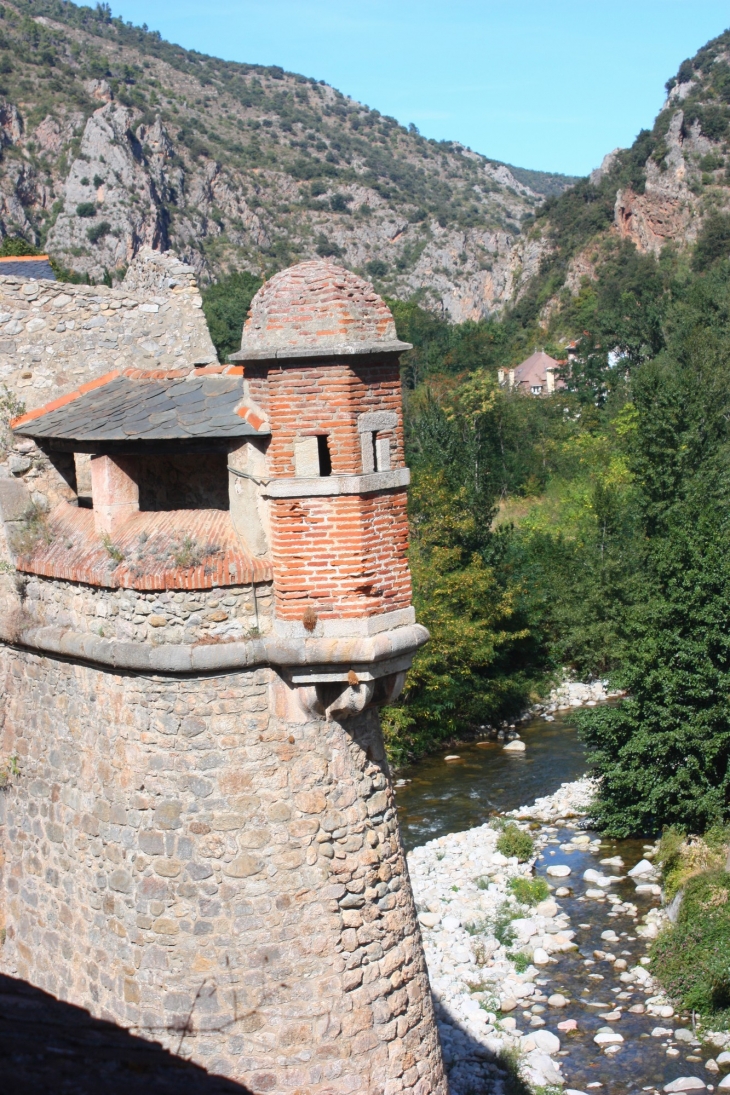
<box><xmin>0</xmin><ymin>645</ymin><xmax>445</xmax><ymax>1093</ymax></box>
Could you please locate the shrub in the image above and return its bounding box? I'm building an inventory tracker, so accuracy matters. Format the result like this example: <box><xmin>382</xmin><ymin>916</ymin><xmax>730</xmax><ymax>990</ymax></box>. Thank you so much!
<box><xmin>87</xmin><ymin>221</ymin><xmax>110</xmax><ymax>244</ymax></box>
<box><xmin>497</xmin><ymin>824</ymin><xmax>534</xmax><ymax>862</ymax></box>
<box><xmin>657</xmin><ymin>826</ymin><xmax>730</xmax><ymax>899</ymax></box>
<box><xmin>0</xmin><ymin>237</ymin><xmax>39</xmax><ymax>257</ymax></box>
<box><xmin>76</xmin><ymin>202</ymin><xmax>97</xmax><ymax>218</ymax></box>
<box><xmin>329</xmin><ymin>193</ymin><xmax>352</xmax><ymax>212</ymax></box>
<box><xmin>201</xmin><ymin>270</ymin><xmax>262</xmax><ymax>362</ymax></box>
<box><xmin>651</xmin><ymin>869</ymin><xmax>730</xmax><ymax>1021</ymax></box>
<box><xmin>315</xmin><ymin>235</ymin><xmax>342</xmax><ymax>258</ymax></box>
<box><xmin>508</xmin><ymin>875</ymin><xmax>550</xmax><ymax>905</ymax></box>
<box><xmin>366</xmin><ymin>259</ymin><xmax>388</xmax><ymax>279</ymax></box>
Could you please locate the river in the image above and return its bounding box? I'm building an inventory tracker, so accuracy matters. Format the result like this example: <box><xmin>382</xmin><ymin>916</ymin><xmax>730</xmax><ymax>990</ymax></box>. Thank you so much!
<box><xmin>394</xmin><ymin>710</ymin><xmax>723</xmax><ymax>1095</ymax></box>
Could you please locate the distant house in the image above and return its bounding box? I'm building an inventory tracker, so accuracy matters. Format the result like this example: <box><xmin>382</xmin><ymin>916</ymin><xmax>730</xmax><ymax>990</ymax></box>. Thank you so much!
<box><xmin>498</xmin><ymin>350</ymin><xmax>564</xmax><ymax>396</ymax></box>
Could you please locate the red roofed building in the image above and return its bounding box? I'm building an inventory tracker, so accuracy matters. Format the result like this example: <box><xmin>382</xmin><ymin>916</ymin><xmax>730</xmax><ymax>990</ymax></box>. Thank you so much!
<box><xmin>498</xmin><ymin>349</ymin><xmax>564</xmax><ymax>395</ymax></box>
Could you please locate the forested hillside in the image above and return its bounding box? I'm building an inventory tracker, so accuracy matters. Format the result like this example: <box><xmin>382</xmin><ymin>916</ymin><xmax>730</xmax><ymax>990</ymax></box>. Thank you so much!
<box><xmin>374</xmin><ymin>30</ymin><xmax>730</xmax><ymax>849</ymax></box>
<box><xmin>0</xmin><ymin>0</ymin><xmax>574</xmax><ymax>320</ymax></box>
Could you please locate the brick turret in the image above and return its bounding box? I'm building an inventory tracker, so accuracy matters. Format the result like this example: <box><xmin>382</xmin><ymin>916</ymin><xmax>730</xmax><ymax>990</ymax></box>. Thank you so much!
<box><xmin>231</xmin><ymin>260</ymin><xmax>413</xmax><ymax>630</ymax></box>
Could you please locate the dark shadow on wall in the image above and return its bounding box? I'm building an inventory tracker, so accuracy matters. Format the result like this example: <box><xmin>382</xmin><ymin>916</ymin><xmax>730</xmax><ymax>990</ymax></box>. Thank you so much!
<box><xmin>0</xmin><ymin>973</ymin><xmax>253</xmax><ymax>1094</ymax></box>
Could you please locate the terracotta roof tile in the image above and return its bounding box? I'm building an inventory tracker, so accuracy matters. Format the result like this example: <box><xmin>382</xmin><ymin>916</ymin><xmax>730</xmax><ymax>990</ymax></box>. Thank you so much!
<box><xmin>17</xmin><ymin>505</ymin><xmax>271</xmax><ymax>590</ymax></box>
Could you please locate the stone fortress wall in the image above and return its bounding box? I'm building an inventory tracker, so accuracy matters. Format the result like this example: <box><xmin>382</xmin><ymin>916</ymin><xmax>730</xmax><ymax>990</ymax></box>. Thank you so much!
<box><xmin>0</xmin><ymin>648</ymin><xmax>443</xmax><ymax>1092</ymax></box>
<box><xmin>12</xmin><ymin>576</ymin><xmax>274</xmax><ymax>645</ymax></box>
<box><xmin>0</xmin><ymin>253</ymin><xmax>447</xmax><ymax>1093</ymax></box>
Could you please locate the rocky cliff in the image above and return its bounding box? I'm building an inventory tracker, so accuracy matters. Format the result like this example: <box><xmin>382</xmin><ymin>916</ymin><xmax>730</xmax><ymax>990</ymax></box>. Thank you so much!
<box><xmin>0</xmin><ymin>1</ymin><xmax>574</xmax><ymax>323</ymax></box>
<box><xmin>520</xmin><ymin>28</ymin><xmax>730</xmax><ymax>322</ymax></box>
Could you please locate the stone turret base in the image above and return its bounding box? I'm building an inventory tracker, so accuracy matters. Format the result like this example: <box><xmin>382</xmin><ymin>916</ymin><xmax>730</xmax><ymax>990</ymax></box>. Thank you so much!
<box><xmin>0</xmin><ymin>645</ymin><xmax>446</xmax><ymax>1094</ymax></box>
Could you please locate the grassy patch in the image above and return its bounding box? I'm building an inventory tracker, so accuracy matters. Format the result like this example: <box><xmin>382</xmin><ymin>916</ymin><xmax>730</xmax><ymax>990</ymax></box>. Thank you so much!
<box><xmin>657</xmin><ymin>825</ymin><xmax>729</xmax><ymax>899</ymax></box>
<box><xmin>101</xmin><ymin>534</ymin><xmax>124</xmax><ymax>565</ymax></box>
<box><xmin>651</xmin><ymin>868</ymin><xmax>730</xmax><ymax>1023</ymax></box>
<box><xmin>497</xmin><ymin>823</ymin><xmax>535</xmax><ymax>863</ymax></box>
<box><xmin>497</xmin><ymin>1046</ymin><xmax>532</xmax><ymax>1095</ymax></box>
<box><xmin>508</xmin><ymin>875</ymin><xmax>550</xmax><ymax>906</ymax></box>
<box><xmin>489</xmin><ymin>901</ymin><xmax>518</xmax><ymax>947</ymax></box>
<box><xmin>507</xmin><ymin>949</ymin><xmax>531</xmax><ymax>973</ymax></box>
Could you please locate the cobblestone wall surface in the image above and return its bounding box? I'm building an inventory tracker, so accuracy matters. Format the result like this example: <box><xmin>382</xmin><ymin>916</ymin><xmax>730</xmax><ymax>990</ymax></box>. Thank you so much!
<box><xmin>0</xmin><ymin>647</ymin><xmax>446</xmax><ymax>1094</ymax></box>
<box><xmin>0</xmin><ymin>247</ymin><xmax>217</xmax><ymax>410</ymax></box>
<box><xmin>17</xmin><ymin>576</ymin><xmax>274</xmax><ymax>646</ymax></box>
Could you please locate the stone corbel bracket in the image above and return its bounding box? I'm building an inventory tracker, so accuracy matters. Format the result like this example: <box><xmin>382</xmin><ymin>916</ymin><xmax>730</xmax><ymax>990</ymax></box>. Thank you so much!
<box><xmin>287</xmin><ymin>653</ymin><xmax>411</xmax><ymax>720</ymax></box>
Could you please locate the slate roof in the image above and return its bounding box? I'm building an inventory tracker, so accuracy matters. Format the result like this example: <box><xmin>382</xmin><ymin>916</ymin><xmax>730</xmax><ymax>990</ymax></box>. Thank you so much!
<box><xmin>0</xmin><ymin>255</ymin><xmax>56</xmax><ymax>280</ymax></box>
<box><xmin>12</xmin><ymin>371</ymin><xmax>268</xmax><ymax>443</ymax></box>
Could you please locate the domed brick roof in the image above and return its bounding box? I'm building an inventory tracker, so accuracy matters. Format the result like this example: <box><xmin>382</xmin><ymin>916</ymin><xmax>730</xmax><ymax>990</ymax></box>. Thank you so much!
<box><xmin>231</xmin><ymin>259</ymin><xmax>411</xmax><ymax>361</ymax></box>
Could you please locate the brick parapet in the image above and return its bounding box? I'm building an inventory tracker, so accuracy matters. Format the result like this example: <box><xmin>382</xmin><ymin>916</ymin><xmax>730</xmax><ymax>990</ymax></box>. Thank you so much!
<box><xmin>262</xmin><ymin>358</ymin><xmax>405</xmax><ymax>479</ymax></box>
<box><xmin>0</xmin><ymin>646</ymin><xmax>447</xmax><ymax>1094</ymax></box>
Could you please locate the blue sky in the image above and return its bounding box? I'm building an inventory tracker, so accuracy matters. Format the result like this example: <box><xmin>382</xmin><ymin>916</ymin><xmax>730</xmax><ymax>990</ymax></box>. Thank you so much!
<box><xmin>111</xmin><ymin>1</ymin><xmax>730</xmax><ymax>177</ymax></box>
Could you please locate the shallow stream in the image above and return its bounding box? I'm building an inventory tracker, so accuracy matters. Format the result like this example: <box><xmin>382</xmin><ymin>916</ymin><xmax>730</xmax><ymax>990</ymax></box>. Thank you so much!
<box><xmin>395</xmin><ymin>711</ymin><xmax>721</xmax><ymax>1094</ymax></box>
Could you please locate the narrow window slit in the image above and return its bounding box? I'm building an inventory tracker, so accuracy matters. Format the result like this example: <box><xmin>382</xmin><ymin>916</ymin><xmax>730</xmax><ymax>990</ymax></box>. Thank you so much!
<box><xmin>317</xmin><ymin>434</ymin><xmax>332</xmax><ymax>477</ymax></box>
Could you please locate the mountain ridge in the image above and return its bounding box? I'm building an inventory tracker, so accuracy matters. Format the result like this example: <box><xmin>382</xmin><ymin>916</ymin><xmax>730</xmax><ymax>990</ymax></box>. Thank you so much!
<box><xmin>0</xmin><ymin>0</ymin><xmax>575</xmax><ymax>322</ymax></box>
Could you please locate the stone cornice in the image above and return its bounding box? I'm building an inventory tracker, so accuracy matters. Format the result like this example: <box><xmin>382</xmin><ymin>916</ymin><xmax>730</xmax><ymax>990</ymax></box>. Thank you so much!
<box><xmin>229</xmin><ymin>339</ymin><xmax>411</xmax><ymax>363</ymax></box>
<box><xmin>2</xmin><ymin>618</ymin><xmax>429</xmax><ymax>676</ymax></box>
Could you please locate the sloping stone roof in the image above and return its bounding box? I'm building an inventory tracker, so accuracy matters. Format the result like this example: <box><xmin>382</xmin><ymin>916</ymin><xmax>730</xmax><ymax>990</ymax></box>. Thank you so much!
<box><xmin>12</xmin><ymin>370</ymin><xmax>267</xmax><ymax>443</ymax></box>
<box><xmin>231</xmin><ymin>259</ymin><xmax>411</xmax><ymax>361</ymax></box>
<box><xmin>0</xmin><ymin>255</ymin><xmax>56</xmax><ymax>280</ymax></box>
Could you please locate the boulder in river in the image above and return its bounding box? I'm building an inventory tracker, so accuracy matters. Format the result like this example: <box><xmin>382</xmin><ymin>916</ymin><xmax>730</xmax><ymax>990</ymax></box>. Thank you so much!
<box><xmin>628</xmin><ymin>858</ymin><xmax>657</xmax><ymax>878</ymax></box>
<box><xmin>663</xmin><ymin>1079</ymin><xmax>706</xmax><ymax>1093</ymax></box>
<box><xmin>503</xmin><ymin>739</ymin><xmax>526</xmax><ymax>752</ymax></box>
<box><xmin>546</xmin><ymin>864</ymin><xmax>571</xmax><ymax>877</ymax></box>
<box><xmin>536</xmin><ymin>899</ymin><xmax>559</xmax><ymax>916</ymax></box>
<box><xmin>594</xmin><ymin>1027</ymin><xmax>624</xmax><ymax>1046</ymax></box>
<box><xmin>532</xmin><ymin>1029</ymin><xmax>561</xmax><ymax>1054</ymax></box>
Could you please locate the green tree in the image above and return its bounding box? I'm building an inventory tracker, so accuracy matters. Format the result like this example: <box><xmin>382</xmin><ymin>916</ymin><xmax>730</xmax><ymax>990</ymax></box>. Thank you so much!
<box><xmin>201</xmin><ymin>270</ymin><xmax>262</xmax><ymax>361</ymax></box>
<box><xmin>579</xmin><ymin>262</ymin><xmax>730</xmax><ymax>835</ymax></box>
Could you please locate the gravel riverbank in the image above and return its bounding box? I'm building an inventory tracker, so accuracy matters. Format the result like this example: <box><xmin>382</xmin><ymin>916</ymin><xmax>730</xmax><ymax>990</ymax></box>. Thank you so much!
<box><xmin>406</xmin><ymin>777</ymin><xmax>726</xmax><ymax>1095</ymax></box>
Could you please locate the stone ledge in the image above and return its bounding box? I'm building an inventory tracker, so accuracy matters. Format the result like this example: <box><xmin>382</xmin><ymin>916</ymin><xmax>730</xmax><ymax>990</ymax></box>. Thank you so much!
<box><xmin>273</xmin><ymin>606</ymin><xmax>415</xmax><ymax>640</ymax></box>
<box><xmin>6</xmin><ymin>621</ymin><xmax>429</xmax><ymax>675</ymax></box>
<box><xmin>229</xmin><ymin>338</ymin><xmax>411</xmax><ymax>363</ymax></box>
<box><xmin>263</xmin><ymin>467</ymin><xmax>409</xmax><ymax>498</ymax></box>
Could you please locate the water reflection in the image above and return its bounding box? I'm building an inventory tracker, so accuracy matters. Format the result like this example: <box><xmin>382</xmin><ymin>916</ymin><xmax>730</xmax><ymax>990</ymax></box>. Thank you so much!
<box><xmin>394</xmin><ymin>711</ymin><xmax>587</xmax><ymax>850</ymax></box>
